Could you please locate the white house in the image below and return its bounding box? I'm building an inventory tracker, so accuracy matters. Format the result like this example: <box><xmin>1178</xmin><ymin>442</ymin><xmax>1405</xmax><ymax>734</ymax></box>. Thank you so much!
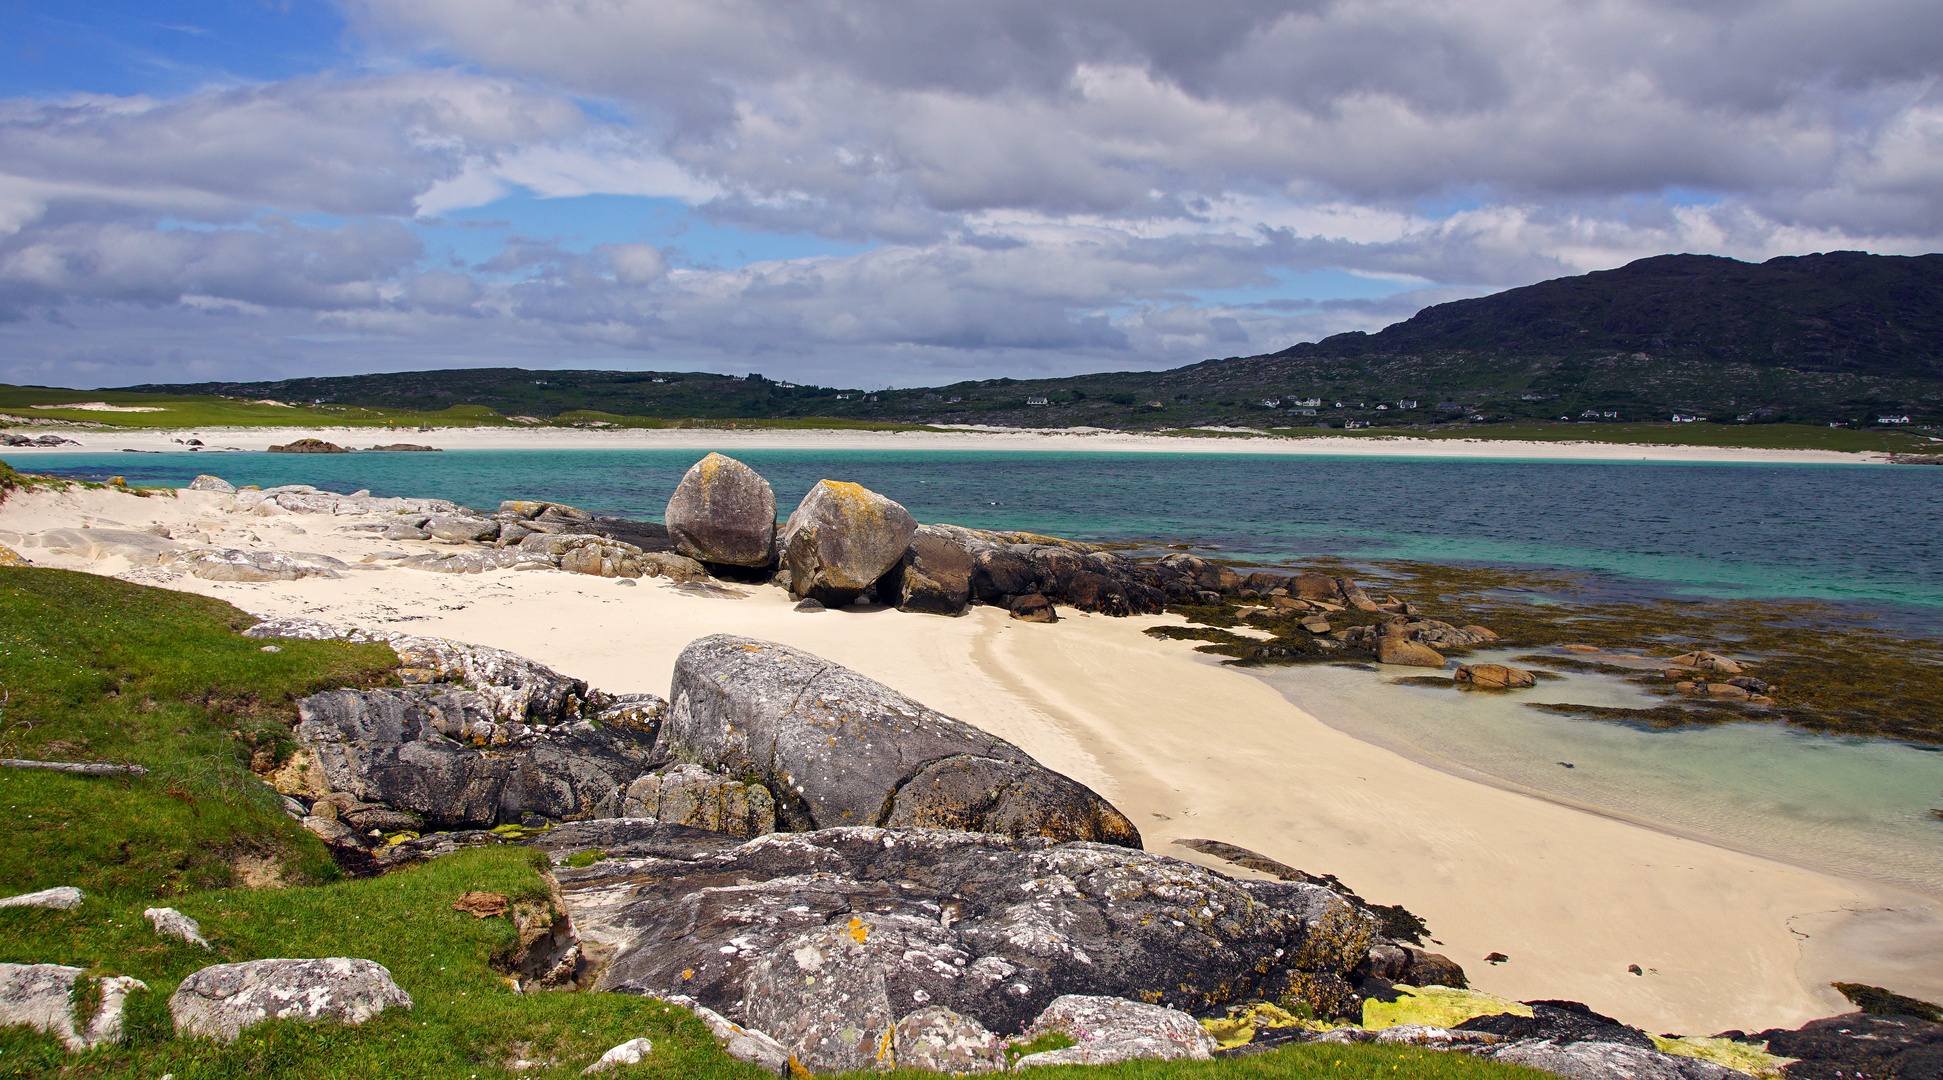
<box><xmin>1878</xmin><ymin>415</ymin><xmax>1912</xmax><ymax>424</ymax></box>
<box><xmin>1295</xmin><ymin>398</ymin><xmax>1322</xmax><ymax>407</ymax></box>
<box><xmin>1026</xmin><ymin>396</ymin><xmax>1050</xmax><ymax>406</ymax></box>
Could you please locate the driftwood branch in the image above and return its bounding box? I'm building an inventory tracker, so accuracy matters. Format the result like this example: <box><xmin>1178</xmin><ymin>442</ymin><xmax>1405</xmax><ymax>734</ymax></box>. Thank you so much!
<box><xmin>0</xmin><ymin>758</ymin><xmax>148</xmax><ymax>776</ymax></box>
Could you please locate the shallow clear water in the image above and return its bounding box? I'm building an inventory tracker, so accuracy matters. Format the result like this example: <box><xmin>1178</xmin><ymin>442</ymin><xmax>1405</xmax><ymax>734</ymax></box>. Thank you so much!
<box><xmin>20</xmin><ymin>445</ymin><xmax>1943</xmax><ymax>891</ymax></box>
<box><xmin>1252</xmin><ymin>656</ymin><xmax>1943</xmax><ymax>895</ymax></box>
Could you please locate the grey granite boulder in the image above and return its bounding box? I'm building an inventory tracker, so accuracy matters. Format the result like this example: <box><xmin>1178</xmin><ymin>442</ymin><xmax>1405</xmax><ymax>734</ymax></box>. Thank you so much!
<box><xmin>621</xmin><ymin>764</ymin><xmax>776</xmax><ymax>837</ymax></box>
<box><xmin>778</xmin><ymin>480</ymin><xmax>918</xmax><ymax>605</ymax></box>
<box><xmin>661</xmin><ymin>634</ymin><xmax>1139</xmax><ymax>845</ymax></box>
<box><xmin>427</xmin><ymin>515</ymin><xmax>498</xmax><ymax>542</ymax></box>
<box><xmin>1483</xmin><ymin>1040</ymin><xmax>1755</xmax><ymax>1080</ymax></box>
<box><xmin>0</xmin><ymin>963</ymin><xmax>145</xmax><ymax>1051</ymax></box>
<box><xmin>391</xmin><ymin>635</ymin><xmax>590</xmax><ymax>725</ymax></box>
<box><xmin>187</xmin><ymin>474</ymin><xmax>235</xmax><ymax>493</ymax></box>
<box><xmin>163</xmin><ymin>547</ymin><xmax>346</xmax><ymax>581</ymax></box>
<box><xmin>1015</xmin><ymin>994</ymin><xmax>1219</xmax><ymax>1067</ymax></box>
<box><xmin>296</xmin><ymin>687</ymin><xmax>659</xmax><ymax>828</ymax></box>
<box><xmin>892</xmin><ymin>1006</ymin><xmax>1006</xmax><ymax>1074</ymax></box>
<box><xmin>664</xmin><ymin>994</ymin><xmax>796</xmax><ymax>1077</ymax></box>
<box><xmin>665</xmin><ymin>453</ymin><xmax>777</xmax><ymax>567</ymax></box>
<box><xmin>539</xmin><ymin>822</ymin><xmax>1378</xmax><ymax>1049</ymax></box>
<box><xmin>169</xmin><ymin>958</ymin><xmax>411</xmax><ymax>1042</ymax></box>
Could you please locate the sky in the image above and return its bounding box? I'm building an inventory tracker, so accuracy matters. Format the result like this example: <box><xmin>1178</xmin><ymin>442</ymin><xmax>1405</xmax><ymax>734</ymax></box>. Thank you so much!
<box><xmin>1</xmin><ymin>1</ymin><xmax>1940</xmax><ymax>391</ymax></box>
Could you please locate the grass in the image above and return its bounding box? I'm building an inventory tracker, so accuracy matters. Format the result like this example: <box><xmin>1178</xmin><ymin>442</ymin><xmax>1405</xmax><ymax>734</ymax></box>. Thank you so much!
<box><xmin>0</xmin><ymin>568</ymin><xmax>398</xmax><ymax>896</ymax></box>
<box><xmin>0</xmin><ymin>385</ymin><xmax>523</xmax><ymax>431</ymax></box>
<box><xmin>1254</xmin><ymin>421</ymin><xmax>1940</xmax><ymax>454</ymax></box>
<box><xmin>0</xmin><ymin>565</ymin><xmax>1553</xmax><ymax>1080</ymax></box>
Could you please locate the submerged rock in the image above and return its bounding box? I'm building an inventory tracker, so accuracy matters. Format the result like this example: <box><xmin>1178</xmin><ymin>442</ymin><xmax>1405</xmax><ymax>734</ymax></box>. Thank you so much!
<box><xmin>1453</xmin><ymin>664</ymin><xmax>1537</xmax><ymax>690</ymax></box>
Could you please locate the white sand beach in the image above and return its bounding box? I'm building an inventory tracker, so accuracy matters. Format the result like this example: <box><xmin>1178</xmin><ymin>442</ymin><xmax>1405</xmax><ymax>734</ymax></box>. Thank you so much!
<box><xmin>0</xmin><ymin>421</ymin><xmax>1897</xmax><ymax>464</ymax></box>
<box><xmin>2</xmin><ymin>478</ymin><xmax>1936</xmax><ymax>1039</ymax></box>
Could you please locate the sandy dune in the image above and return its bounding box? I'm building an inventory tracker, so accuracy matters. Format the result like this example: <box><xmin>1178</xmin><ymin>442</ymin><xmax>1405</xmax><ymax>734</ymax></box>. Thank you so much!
<box><xmin>2</xmin><ymin>479</ymin><xmax>1935</xmax><ymax>1036</ymax></box>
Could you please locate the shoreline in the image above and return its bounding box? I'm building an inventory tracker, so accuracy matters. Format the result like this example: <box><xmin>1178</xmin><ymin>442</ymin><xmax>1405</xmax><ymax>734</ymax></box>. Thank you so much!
<box><xmin>0</xmin><ymin>422</ymin><xmax>1897</xmax><ymax>464</ymax></box>
<box><xmin>1</xmin><ymin>476</ymin><xmax>1936</xmax><ymax>1036</ymax></box>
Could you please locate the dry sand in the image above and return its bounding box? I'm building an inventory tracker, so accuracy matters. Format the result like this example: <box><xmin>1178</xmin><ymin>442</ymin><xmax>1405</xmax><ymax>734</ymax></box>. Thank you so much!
<box><xmin>0</xmin><ymin>421</ymin><xmax>1896</xmax><ymax>464</ymax></box>
<box><xmin>3</xmin><ymin>479</ymin><xmax>1937</xmax><ymax>1038</ymax></box>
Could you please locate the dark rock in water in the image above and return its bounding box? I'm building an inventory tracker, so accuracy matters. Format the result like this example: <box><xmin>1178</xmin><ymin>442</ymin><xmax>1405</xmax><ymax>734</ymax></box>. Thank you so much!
<box><xmin>266</xmin><ymin>438</ymin><xmax>349</xmax><ymax>454</ymax></box>
<box><xmin>296</xmin><ymin>687</ymin><xmax>660</xmax><ymax>829</ymax></box>
<box><xmin>1755</xmin><ymin>1008</ymin><xmax>1943</xmax><ymax>1080</ymax></box>
<box><xmin>365</xmin><ymin>443</ymin><xmax>440</xmax><ymax>452</ymax></box>
<box><xmin>882</xmin><ymin>525</ymin><xmax>975</xmax><ymax>615</ymax></box>
<box><xmin>1009</xmin><ymin>593</ymin><xmax>1058</xmax><ymax>622</ymax></box>
<box><xmin>665</xmin><ymin>453</ymin><xmax>777</xmax><ymax>568</ymax></box>
<box><xmin>541</xmin><ymin>822</ymin><xmax>1378</xmax><ymax>1047</ymax></box>
<box><xmin>660</xmin><ymin>634</ymin><xmax>1139</xmax><ymax>845</ymax></box>
<box><xmin>780</xmin><ymin>480</ymin><xmax>919</xmax><ymax>605</ymax></box>
<box><xmin>1456</xmin><ymin>1000</ymin><xmax>1655</xmax><ymax>1050</ymax></box>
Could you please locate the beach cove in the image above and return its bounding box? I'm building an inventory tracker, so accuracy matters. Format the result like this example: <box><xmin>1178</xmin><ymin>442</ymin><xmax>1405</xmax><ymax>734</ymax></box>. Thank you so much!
<box><xmin>3</xmin><ymin>446</ymin><xmax>1940</xmax><ymax>1040</ymax></box>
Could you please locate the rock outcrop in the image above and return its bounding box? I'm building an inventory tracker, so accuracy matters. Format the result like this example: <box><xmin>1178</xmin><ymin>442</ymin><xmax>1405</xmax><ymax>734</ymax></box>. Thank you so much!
<box><xmin>0</xmin><ymin>963</ymin><xmax>145</xmax><ymax>1052</ymax></box>
<box><xmin>169</xmin><ymin>958</ymin><xmax>411</xmax><ymax>1042</ymax></box>
<box><xmin>665</xmin><ymin>453</ymin><xmax>777</xmax><ymax>567</ymax></box>
<box><xmin>538</xmin><ymin>822</ymin><xmax>1377</xmax><ymax>1066</ymax></box>
<box><xmin>780</xmin><ymin>480</ymin><xmax>918</xmax><ymax>605</ymax></box>
<box><xmin>661</xmin><ymin>634</ymin><xmax>1139</xmax><ymax>845</ymax></box>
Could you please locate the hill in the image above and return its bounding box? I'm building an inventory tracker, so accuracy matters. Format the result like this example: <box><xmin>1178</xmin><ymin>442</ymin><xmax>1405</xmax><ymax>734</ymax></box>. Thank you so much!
<box><xmin>112</xmin><ymin>251</ymin><xmax>1943</xmax><ymax>431</ymax></box>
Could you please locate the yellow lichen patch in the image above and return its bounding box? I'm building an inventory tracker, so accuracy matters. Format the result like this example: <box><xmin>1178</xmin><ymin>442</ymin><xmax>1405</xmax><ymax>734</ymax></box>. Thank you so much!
<box><xmin>1362</xmin><ymin>985</ymin><xmax>1532</xmax><ymax>1030</ymax></box>
<box><xmin>1200</xmin><ymin>1002</ymin><xmax>1336</xmax><ymax>1048</ymax></box>
<box><xmin>0</xmin><ymin>542</ymin><xmax>29</xmax><ymax>567</ymax></box>
<box><xmin>845</xmin><ymin>917</ymin><xmax>868</xmax><ymax>944</ymax></box>
<box><xmin>1653</xmin><ymin>1036</ymin><xmax>1794</xmax><ymax>1078</ymax></box>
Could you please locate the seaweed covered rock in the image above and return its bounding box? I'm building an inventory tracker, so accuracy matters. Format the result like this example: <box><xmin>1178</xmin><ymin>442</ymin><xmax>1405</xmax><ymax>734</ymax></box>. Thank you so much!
<box><xmin>537</xmin><ymin>822</ymin><xmax>1379</xmax><ymax>1051</ymax></box>
<box><xmin>780</xmin><ymin>480</ymin><xmax>919</xmax><ymax>605</ymax></box>
<box><xmin>661</xmin><ymin>634</ymin><xmax>1138</xmax><ymax>845</ymax></box>
<box><xmin>665</xmin><ymin>453</ymin><xmax>777</xmax><ymax>568</ymax></box>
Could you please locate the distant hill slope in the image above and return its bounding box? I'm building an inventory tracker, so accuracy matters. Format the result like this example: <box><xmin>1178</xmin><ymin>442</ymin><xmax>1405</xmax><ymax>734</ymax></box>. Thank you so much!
<box><xmin>119</xmin><ymin>251</ymin><xmax>1943</xmax><ymax>429</ymax></box>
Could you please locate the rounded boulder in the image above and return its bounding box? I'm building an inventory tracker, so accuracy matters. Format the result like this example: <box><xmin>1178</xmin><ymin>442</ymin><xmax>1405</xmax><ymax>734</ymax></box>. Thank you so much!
<box><xmin>779</xmin><ymin>480</ymin><xmax>918</xmax><ymax>605</ymax></box>
<box><xmin>665</xmin><ymin>453</ymin><xmax>777</xmax><ymax>568</ymax></box>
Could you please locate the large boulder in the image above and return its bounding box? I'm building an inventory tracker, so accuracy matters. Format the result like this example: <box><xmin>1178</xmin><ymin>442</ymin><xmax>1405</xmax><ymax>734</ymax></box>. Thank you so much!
<box><xmin>390</xmin><ymin>635</ymin><xmax>592</xmax><ymax>725</ymax></box>
<box><xmin>779</xmin><ymin>480</ymin><xmax>918</xmax><ymax>605</ymax></box>
<box><xmin>539</xmin><ymin>822</ymin><xmax>1379</xmax><ymax>1059</ymax></box>
<box><xmin>295</xmin><ymin>687</ymin><xmax>659</xmax><ymax>828</ymax></box>
<box><xmin>882</xmin><ymin>526</ymin><xmax>976</xmax><ymax>615</ymax></box>
<box><xmin>665</xmin><ymin>453</ymin><xmax>777</xmax><ymax>568</ymax></box>
<box><xmin>1016</xmin><ymin>994</ymin><xmax>1219</xmax><ymax>1067</ymax></box>
<box><xmin>169</xmin><ymin>958</ymin><xmax>411</xmax><ymax>1042</ymax></box>
<box><xmin>661</xmin><ymin>634</ymin><xmax>1138</xmax><ymax>845</ymax></box>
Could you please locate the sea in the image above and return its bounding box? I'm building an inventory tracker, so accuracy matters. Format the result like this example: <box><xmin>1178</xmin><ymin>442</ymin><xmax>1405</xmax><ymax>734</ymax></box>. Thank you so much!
<box><xmin>20</xmin><ymin>447</ymin><xmax>1943</xmax><ymax>895</ymax></box>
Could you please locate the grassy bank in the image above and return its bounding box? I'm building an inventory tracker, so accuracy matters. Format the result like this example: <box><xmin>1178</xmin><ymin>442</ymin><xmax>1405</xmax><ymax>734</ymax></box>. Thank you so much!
<box><xmin>1251</xmin><ymin>422</ymin><xmax>1938</xmax><ymax>454</ymax></box>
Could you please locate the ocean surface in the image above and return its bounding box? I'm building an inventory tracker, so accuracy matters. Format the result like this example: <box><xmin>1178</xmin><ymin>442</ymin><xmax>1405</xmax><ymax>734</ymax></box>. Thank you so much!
<box><xmin>19</xmin><ymin>446</ymin><xmax>1943</xmax><ymax>892</ymax></box>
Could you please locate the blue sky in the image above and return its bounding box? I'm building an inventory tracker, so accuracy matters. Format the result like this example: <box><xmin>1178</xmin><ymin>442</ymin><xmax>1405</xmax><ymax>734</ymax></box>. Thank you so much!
<box><xmin>1</xmin><ymin>0</ymin><xmax>1938</xmax><ymax>389</ymax></box>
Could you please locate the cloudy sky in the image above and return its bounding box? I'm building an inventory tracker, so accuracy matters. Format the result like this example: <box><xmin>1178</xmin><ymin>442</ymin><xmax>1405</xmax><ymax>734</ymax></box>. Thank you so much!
<box><xmin>2</xmin><ymin>0</ymin><xmax>1940</xmax><ymax>390</ymax></box>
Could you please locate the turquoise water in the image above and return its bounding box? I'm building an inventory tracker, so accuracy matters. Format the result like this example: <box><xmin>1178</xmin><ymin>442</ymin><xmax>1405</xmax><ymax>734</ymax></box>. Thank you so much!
<box><xmin>20</xmin><ymin>446</ymin><xmax>1943</xmax><ymax>888</ymax></box>
<box><xmin>25</xmin><ymin>447</ymin><xmax>1943</xmax><ymax>610</ymax></box>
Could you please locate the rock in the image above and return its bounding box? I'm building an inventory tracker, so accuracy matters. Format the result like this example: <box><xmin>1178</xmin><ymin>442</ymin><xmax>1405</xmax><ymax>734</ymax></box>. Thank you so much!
<box><xmin>366</xmin><ymin>443</ymin><xmax>439</xmax><ymax>452</ymax></box>
<box><xmin>665</xmin><ymin>994</ymin><xmax>797</xmax><ymax>1077</ymax></box>
<box><xmin>661</xmin><ymin>635</ymin><xmax>1138</xmax><ymax>843</ymax></box>
<box><xmin>427</xmin><ymin>515</ymin><xmax>499</xmax><ymax>542</ymax></box>
<box><xmin>187</xmin><ymin>474</ymin><xmax>235</xmax><ymax>493</ymax></box>
<box><xmin>169</xmin><ymin>958</ymin><xmax>412</xmax><ymax>1042</ymax></box>
<box><xmin>0</xmin><ymin>886</ymin><xmax>83</xmax><ymax>910</ymax></box>
<box><xmin>394</xmin><ymin>549</ymin><xmax>543</xmax><ymax>574</ymax></box>
<box><xmin>635</xmin><ymin>551</ymin><xmax>708</xmax><ymax>582</ymax></box>
<box><xmin>884</xmin><ymin>526</ymin><xmax>977</xmax><ymax>615</ymax></box>
<box><xmin>793</xmin><ymin>598</ymin><xmax>826</xmax><ymax>613</ymax></box>
<box><xmin>383</xmin><ymin>522</ymin><xmax>432</xmax><ymax>540</ymax></box>
<box><xmin>266</xmin><ymin>438</ymin><xmax>350</xmax><ymax>453</ymax></box>
<box><xmin>621</xmin><ymin>764</ymin><xmax>777</xmax><ymax>837</ymax></box>
<box><xmin>1756</xmin><ymin>1009</ymin><xmax>1943</xmax><ymax>1080</ymax></box>
<box><xmin>1356</xmin><ymin>943</ymin><xmax>1469</xmax><ymax>989</ymax></box>
<box><xmin>25</xmin><ymin>527</ymin><xmax>185</xmax><ymax>563</ymax></box>
<box><xmin>665</xmin><ymin>453</ymin><xmax>778</xmax><ymax>567</ymax></box>
<box><xmin>1016</xmin><ymin>994</ymin><xmax>1220</xmax><ymax>1067</ymax></box>
<box><xmin>391</xmin><ymin>634</ymin><xmax>592</xmax><ymax>724</ymax></box>
<box><xmin>1377</xmin><ymin>638</ymin><xmax>1445</xmax><ymax>668</ymax></box>
<box><xmin>1009</xmin><ymin>593</ymin><xmax>1058</xmax><ymax>622</ymax></box>
<box><xmin>1461</xmin><ymin>625</ymin><xmax>1500</xmax><ymax>641</ymax></box>
<box><xmin>295</xmin><ymin>687</ymin><xmax>658</xmax><ymax>828</ymax></box>
<box><xmin>779</xmin><ymin>480</ymin><xmax>919</xmax><ymax>605</ymax></box>
<box><xmin>545</xmin><ymin>822</ymin><xmax>1377</xmax><ymax>1046</ymax></box>
<box><xmin>1707</xmin><ymin>683</ymin><xmax>1751</xmax><ymax>699</ymax></box>
<box><xmin>583</xmin><ymin>1036</ymin><xmax>654</xmax><ymax>1073</ymax></box>
<box><xmin>893</xmin><ymin>1006</ymin><xmax>1006</xmax><ymax>1074</ymax></box>
<box><xmin>1291</xmin><ymin>574</ymin><xmax>1343</xmax><ymax>601</ymax></box>
<box><xmin>1727</xmin><ymin>677</ymin><xmax>1771</xmax><ymax>694</ymax></box>
<box><xmin>163</xmin><ymin>547</ymin><xmax>346</xmax><ymax>581</ymax></box>
<box><xmin>0</xmin><ymin>543</ymin><xmax>28</xmax><ymax>567</ymax></box>
<box><xmin>1453</xmin><ymin>665</ymin><xmax>1537</xmax><ymax>690</ymax></box>
<box><xmin>1666</xmin><ymin>651</ymin><xmax>1744</xmax><ymax>674</ymax></box>
<box><xmin>1484</xmin><ymin>1038</ymin><xmax>1756</xmax><ymax>1080</ymax></box>
<box><xmin>0</xmin><ymin>963</ymin><xmax>146</xmax><ymax>1051</ymax></box>
<box><xmin>1300</xmin><ymin>615</ymin><xmax>1332</xmax><ymax>634</ymax></box>
<box><xmin>1455</xmin><ymin>999</ymin><xmax>1655</xmax><ymax>1049</ymax></box>
<box><xmin>1372</xmin><ymin>1024</ymin><xmax>1505</xmax><ymax>1047</ymax></box>
<box><xmin>143</xmin><ymin>907</ymin><xmax>211</xmax><ymax>949</ymax></box>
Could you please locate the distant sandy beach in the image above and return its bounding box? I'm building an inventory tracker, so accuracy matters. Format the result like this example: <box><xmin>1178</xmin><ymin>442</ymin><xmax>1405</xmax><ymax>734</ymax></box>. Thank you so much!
<box><xmin>3</xmin><ymin>477</ymin><xmax>1936</xmax><ymax>1039</ymax></box>
<box><xmin>0</xmin><ymin>421</ymin><xmax>1896</xmax><ymax>464</ymax></box>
